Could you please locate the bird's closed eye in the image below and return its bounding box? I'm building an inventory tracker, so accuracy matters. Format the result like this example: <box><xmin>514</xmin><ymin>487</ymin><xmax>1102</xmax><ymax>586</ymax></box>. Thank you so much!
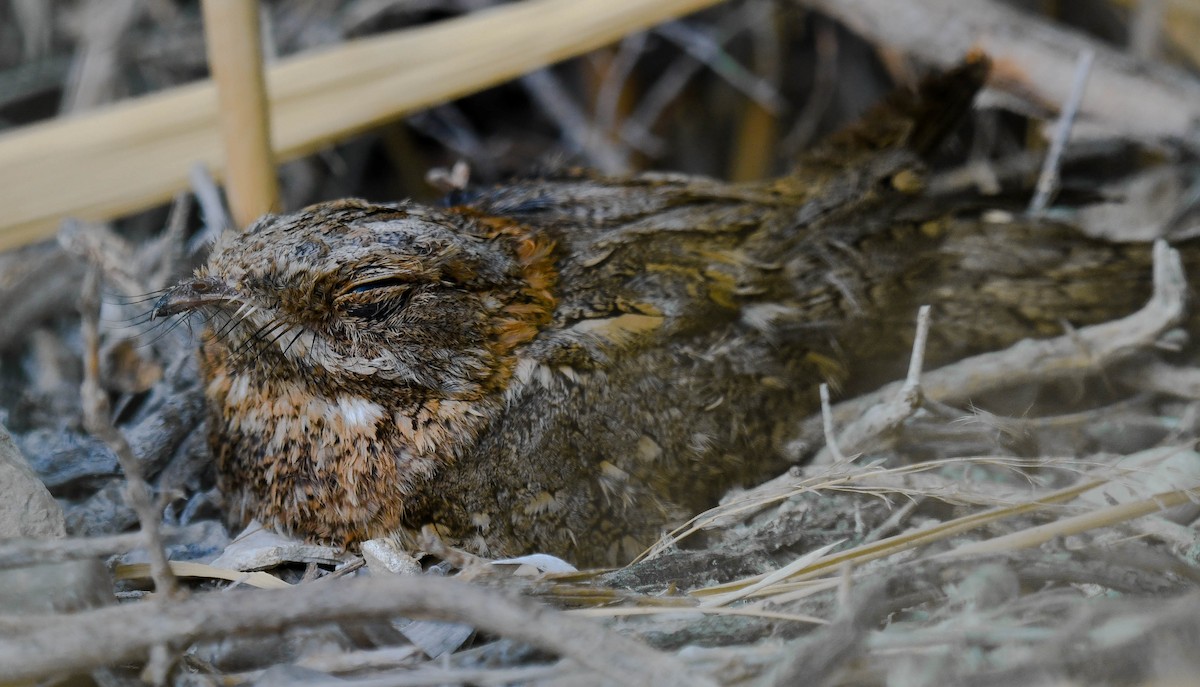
<box><xmin>339</xmin><ymin>276</ymin><xmax>417</xmax><ymax>320</ymax></box>
<box><xmin>345</xmin><ymin>276</ymin><xmax>411</xmax><ymax>294</ymax></box>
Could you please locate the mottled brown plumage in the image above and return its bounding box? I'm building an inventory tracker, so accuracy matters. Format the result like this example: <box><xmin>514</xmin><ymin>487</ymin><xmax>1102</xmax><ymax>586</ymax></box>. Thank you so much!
<box><xmin>155</xmin><ymin>58</ymin><xmax>1159</xmax><ymax>566</ymax></box>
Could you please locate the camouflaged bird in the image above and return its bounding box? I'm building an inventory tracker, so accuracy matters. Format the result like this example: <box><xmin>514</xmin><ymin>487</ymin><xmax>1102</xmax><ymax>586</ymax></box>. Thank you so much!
<box><xmin>154</xmin><ymin>57</ymin><xmax>1157</xmax><ymax>567</ymax></box>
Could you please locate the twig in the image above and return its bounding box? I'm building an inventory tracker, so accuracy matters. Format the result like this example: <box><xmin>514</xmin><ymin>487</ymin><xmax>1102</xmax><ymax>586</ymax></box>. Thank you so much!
<box><xmin>407</xmin><ymin>106</ymin><xmax>492</xmax><ymax>175</ymax></box>
<box><xmin>889</xmin><ymin>594</ymin><xmax>1200</xmax><ymax>685</ymax></box>
<box><xmin>942</xmin><ymin>486</ymin><xmax>1200</xmax><ymax>557</ymax></box>
<box><xmin>201</xmin><ymin>0</ymin><xmax>280</xmax><ymax>228</ymax></box>
<box><xmin>1130</xmin><ymin>0</ymin><xmax>1166</xmax><ymax>60</ymax></box>
<box><xmin>593</xmin><ymin>33</ymin><xmax>649</xmax><ymax>143</ymax></box>
<box><xmin>1115</xmin><ymin>359</ymin><xmax>1200</xmax><ymax>400</ymax></box>
<box><xmin>802</xmin><ymin>0</ymin><xmax>1200</xmax><ymax>147</ymax></box>
<box><xmin>520</xmin><ymin>69</ymin><xmax>631</xmax><ymax>174</ymax></box>
<box><xmin>280</xmin><ymin>663</ymin><xmax>569</xmax><ymax>687</ymax></box>
<box><xmin>60</xmin><ymin>0</ymin><xmax>141</xmax><ymax>113</ymax></box>
<box><xmin>58</xmin><ymin>219</ymin><xmax>142</xmax><ymax>296</ymax></box>
<box><xmin>1028</xmin><ymin>48</ymin><xmax>1094</xmax><ymax>215</ymax></box>
<box><xmin>813</xmin><ymin>306</ymin><xmax>932</xmax><ymax>464</ymax></box>
<box><xmin>861</xmin><ymin>497</ymin><xmax>923</xmax><ymax>544</ymax></box>
<box><xmin>654</xmin><ymin>20</ymin><xmax>785</xmax><ymax>112</ymax></box>
<box><xmin>2</xmin><ymin>0</ymin><xmax>733</xmax><ymax>250</ymax></box>
<box><xmin>819</xmin><ymin>383</ymin><xmax>848</xmax><ymax>463</ymax></box>
<box><xmin>145</xmin><ymin>193</ymin><xmax>193</xmax><ymax>291</ymax></box>
<box><xmin>0</xmin><ymin>574</ymin><xmax>714</xmax><ymax>686</ymax></box>
<box><xmin>0</xmin><ymin>531</ymin><xmax>174</xmax><ymax>569</ymax></box>
<box><xmin>618</xmin><ymin>11</ymin><xmax>758</xmax><ymax>155</ymax></box>
<box><xmin>188</xmin><ymin>162</ymin><xmax>231</xmax><ymax>253</ymax></box>
<box><xmin>728</xmin><ymin>0</ymin><xmax>781</xmax><ymax>181</ymax></box>
<box><xmin>699</xmin><ymin>540</ymin><xmax>844</xmax><ymax>608</ymax></box>
<box><xmin>782</xmin><ymin>18</ymin><xmax>840</xmax><ymax>155</ymax></box>
<box><xmin>0</xmin><ymin>242</ymin><xmax>87</xmax><ymax>351</ymax></box>
<box><xmin>768</xmin><ymin>578</ymin><xmax>890</xmax><ymax>687</ymax></box>
<box><xmin>905</xmin><ymin>305</ymin><xmax>932</xmax><ymax>383</ymax></box>
<box><xmin>693</xmin><ymin>477</ymin><xmax>1110</xmax><ymax>605</ymax></box>
<box><xmin>78</xmin><ymin>268</ymin><xmax>180</xmax><ymax>599</ymax></box>
<box><xmin>11</xmin><ymin>0</ymin><xmax>52</xmax><ymax>60</ymax></box>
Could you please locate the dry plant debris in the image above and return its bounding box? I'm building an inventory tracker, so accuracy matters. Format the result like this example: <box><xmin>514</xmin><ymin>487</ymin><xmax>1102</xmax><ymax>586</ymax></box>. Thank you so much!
<box><xmin>3</xmin><ymin>1</ymin><xmax>1200</xmax><ymax>686</ymax></box>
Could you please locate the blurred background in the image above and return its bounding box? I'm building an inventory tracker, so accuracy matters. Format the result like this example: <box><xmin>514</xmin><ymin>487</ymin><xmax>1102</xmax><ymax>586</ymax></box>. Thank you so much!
<box><xmin>3</xmin><ymin>0</ymin><xmax>1191</xmax><ymax>227</ymax></box>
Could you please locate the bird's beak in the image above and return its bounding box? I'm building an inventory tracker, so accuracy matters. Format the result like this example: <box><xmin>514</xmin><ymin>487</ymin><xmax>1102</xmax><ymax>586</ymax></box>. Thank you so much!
<box><xmin>151</xmin><ymin>276</ymin><xmax>234</xmax><ymax>318</ymax></box>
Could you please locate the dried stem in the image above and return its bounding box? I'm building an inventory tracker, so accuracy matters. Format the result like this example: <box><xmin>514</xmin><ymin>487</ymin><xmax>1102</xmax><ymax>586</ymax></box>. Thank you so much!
<box><xmin>60</xmin><ymin>0</ymin><xmax>141</xmax><ymax>113</ymax></box>
<box><xmin>943</xmin><ymin>487</ymin><xmax>1200</xmax><ymax>557</ymax></box>
<box><xmin>782</xmin><ymin>19</ymin><xmax>839</xmax><ymax>155</ymax></box>
<box><xmin>0</xmin><ymin>574</ymin><xmax>713</xmax><ymax>686</ymax></box>
<box><xmin>78</xmin><ymin>267</ymin><xmax>180</xmax><ymax>599</ymax></box>
<box><xmin>0</xmin><ymin>531</ymin><xmax>165</xmax><ymax>569</ymax></box>
<box><xmin>619</xmin><ymin>10</ymin><xmax>758</xmax><ymax>155</ymax></box>
<box><xmin>728</xmin><ymin>0</ymin><xmax>781</xmax><ymax>181</ymax></box>
<box><xmin>1029</xmin><ymin>48</ymin><xmax>1094</xmax><ymax>215</ymax></box>
<box><xmin>655</xmin><ymin>20</ymin><xmax>784</xmax><ymax>112</ymax></box>
<box><xmin>1130</xmin><ymin>0</ymin><xmax>1166</xmax><ymax>60</ymax></box>
<box><xmin>804</xmin><ymin>0</ymin><xmax>1200</xmax><ymax>146</ymax></box>
<box><xmin>200</xmin><ymin>0</ymin><xmax>279</xmax><ymax>228</ymax></box>
<box><xmin>521</xmin><ymin>68</ymin><xmax>630</xmax><ymax>174</ymax></box>
<box><xmin>819</xmin><ymin>383</ymin><xmax>848</xmax><ymax>462</ymax></box>
<box><xmin>188</xmin><ymin>162</ymin><xmax>231</xmax><ymax>252</ymax></box>
<box><xmin>594</xmin><ymin>33</ymin><xmax>648</xmax><ymax>142</ymax></box>
<box><xmin>813</xmin><ymin>305</ymin><xmax>931</xmax><ymax>464</ymax></box>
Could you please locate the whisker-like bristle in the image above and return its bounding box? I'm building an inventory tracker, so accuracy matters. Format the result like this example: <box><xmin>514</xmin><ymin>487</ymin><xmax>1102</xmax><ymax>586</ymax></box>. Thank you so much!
<box><xmin>103</xmin><ymin>287</ymin><xmax>173</xmax><ymax>305</ymax></box>
<box><xmin>211</xmin><ymin>311</ymin><xmax>244</xmax><ymax>343</ymax></box>
<box><xmin>280</xmin><ymin>328</ymin><xmax>306</xmax><ymax>359</ymax></box>
<box><xmin>130</xmin><ymin>317</ymin><xmax>172</xmax><ymax>349</ymax></box>
<box><xmin>138</xmin><ymin>313</ymin><xmax>192</xmax><ymax>348</ymax></box>
<box><xmin>227</xmin><ymin>319</ymin><xmax>289</xmax><ymax>369</ymax></box>
<box><xmin>102</xmin><ymin>310</ymin><xmax>158</xmax><ymax>327</ymax></box>
<box><xmin>233</xmin><ymin>319</ymin><xmax>283</xmax><ymax>357</ymax></box>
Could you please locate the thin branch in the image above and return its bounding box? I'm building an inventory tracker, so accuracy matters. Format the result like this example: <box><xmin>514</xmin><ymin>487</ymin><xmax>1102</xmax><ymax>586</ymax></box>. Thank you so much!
<box><xmin>942</xmin><ymin>486</ymin><xmax>1200</xmax><ymax>557</ymax></box>
<box><xmin>618</xmin><ymin>10</ymin><xmax>758</xmax><ymax>155</ymax></box>
<box><xmin>782</xmin><ymin>18</ymin><xmax>839</xmax><ymax>155</ymax></box>
<box><xmin>654</xmin><ymin>20</ymin><xmax>785</xmax><ymax>112</ymax></box>
<box><xmin>0</xmin><ymin>531</ymin><xmax>168</xmax><ymax>569</ymax></box>
<box><xmin>820</xmin><ymin>383</ymin><xmax>848</xmax><ymax>463</ymax></box>
<box><xmin>803</xmin><ymin>0</ymin><xmax>1200</xmax><ymax>147</ymax></box>
<box><xmin>78</xmin><ymin>267</ymin><xmax>181</xmax><ymax>599</ymax></box>
<box><xmin>60</xmin><ymin>0</ymin><xmax>141</xmax><ymax>113</ymax></box>
<box><xmin>521</xmin><ymin>68</ymin><xmax>631</xmax><ymax>173</ymax></box>
<box><xmin>813</xmin><ymin>306</ymin><xmax>932</xmax><ymax>464</ymax></box>
<box><xmin>1130</xmin><ymin>0</ymin><xmax>1166</xmax><ymax>60</ymax></box>
<box><xmin>594</xmin><ymin>32</ymin><xmax>649</xmax><ymax>140</ymax></box>
<box><xmin>0</xmin><ymin>0</ymin><xmax>729</xmax><ymax>250</ymax></box>
<box><xmin>188</xmin><ymin>162</ymin><xmax>231</xmax><ymax>253</ymax></box>
<box><xmin>1029</xmin><ymin>48</ymin><xmax>1094</xmax><ymax>215</ymax></box>
<box><xmin>0</xmin><ymin>574</ymin><xmax>714</xmax><ymax>686</ymax></box>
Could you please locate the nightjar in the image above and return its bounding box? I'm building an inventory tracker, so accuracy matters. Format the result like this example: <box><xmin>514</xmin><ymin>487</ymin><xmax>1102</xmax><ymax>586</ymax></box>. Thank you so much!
<box><xmin>154</xmin><ymin>57</ymin><xmax>1158</xmax><ymax>566</ymax></box>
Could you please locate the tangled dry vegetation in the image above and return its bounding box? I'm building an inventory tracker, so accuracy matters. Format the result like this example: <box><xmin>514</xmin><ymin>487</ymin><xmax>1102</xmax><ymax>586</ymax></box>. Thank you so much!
<box><xmin>5</xmin><ymin>1</ymin><xmax>1200</xmax><ymax>685</ymax></box>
